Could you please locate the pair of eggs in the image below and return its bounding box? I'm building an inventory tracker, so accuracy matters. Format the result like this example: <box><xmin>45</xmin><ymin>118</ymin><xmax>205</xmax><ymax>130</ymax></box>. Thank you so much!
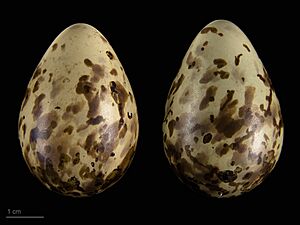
<box><xmin>18</xmin><ymin>20</ymin><xmax>283</xmax><ymax>198</ymax></box>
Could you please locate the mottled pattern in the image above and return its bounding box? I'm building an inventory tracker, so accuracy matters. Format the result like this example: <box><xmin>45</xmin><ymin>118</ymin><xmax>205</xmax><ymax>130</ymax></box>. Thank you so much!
<box><xmin>18</xmin><ymin>23</ymin><xmax>139</xmax><ymax>197</ymax></box>
<box><xmin>162</xmin><ymin>20</ymin><xmax>283</xmax><ymax>198</ymax></box>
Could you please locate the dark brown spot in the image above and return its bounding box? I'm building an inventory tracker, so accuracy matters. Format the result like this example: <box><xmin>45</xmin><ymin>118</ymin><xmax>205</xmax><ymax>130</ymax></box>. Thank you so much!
<box><xmin>110</xmin><ymin>81</ymin><xmax>129</xmax><ymax>120</ymax></box>
<box><xmin>241</xmin><ymin>77</ymin><xmax>245</xmax><ymax>82</ymax></box>
<box><xmin>214</xmin><ymin>70</ymin><xmax>230</xmax><ymax>79</ymax></box>
<box><xmin>235</xmin><ymin>54</ymin><xmax>243</xmax><ymax>66</ymax></box>
<box><xmin>238</xmin><ymin>86</ymin><xmax>256</xmax><ymax>117</ymax></box>
<box><xmin>58</xmin><ymin>153</ymin><xmax>71</xmax><ymax>170</ymax></box>
<box><xmin>63</xmin><ymin>125</ymin><xmax>74</xmax><ymax>135</ymax></box>
<box><xmin>209</xmin><ymin>115</ymin><xmax>214</xmax><ymax>123</ymax></box>
<box><xmin>22</xmin><ymin>123</ymin><xmax>26</xmax><ymax>137</ymax></box>
<box><xmin>42</xmin><ymin>69</ymin><xmax>47</xmax><ymax>74</ymax></box>
<box><xmin>85</xmin><ymin>133</ymin><xmax>96</xmax><ymax>153</ymax></box>
<box><xmin>33</xmin><ymin>67</ymin><xmax>42</xmax><ymax>80</ymax></box>
<box><xmin>257</xmin><ymin>74</ymin><xmax>266</xmax><ymax>84</ymax></box>
<box><xmin>203</xmin><ymin>41</ymin><xmax>208</xmax><ymax>46</ymax></box>
<box><xmin>168</xmin><ymin>74</ymin><xmax>185</xmax><ymax>99</ymax></box>
<box><xmin>194</xmin><ymin>137</ymin><xmax>199</xmax><ymax>143</ymax></box>
<box><xmin>243</xmin><ymin>172</ymin><xmax>253</xmax><ymax>180</ymax></box>
<box><xmin>168</xmin><ymin>119</ymin><xmax>176</xmax><ymax>137</ymax></box>
<box><xmin>73</xmin><ymin>153</ymin><xmax>80</xmax><ymax>165</ymax></box>
<box><xmin>110</xmin><ymin>152</ymin><xmax>115</xmax><ymax>157</ymax></box>
<box><xmin>199</xmin><ymin>86</ymin><xmax>217</xmax><ymax>110</ymax></box>
<box><xmin>106</xmin><ymin>51</ymin><xmax>114</xmax><ymax>60</ymax></box>
<box><xmin>220</xmin><ymin>90</ymin><xmax>235</xmax><ymax>111</ymax></box>
<box><xmin>201</xmin><ymin>27</ymin><xmax>218</xmax><ymax>34</ymax></box>
<box><xmin>265</xmin><ymin>89</ymin><xmax>272</xmax><ymax>117</ymax></box>
<box><xmin>110</xmin><ymin>68</ymin><xmax>118</xmax><ymax>76</ymax></box>
<box><xmin>203</xmin><ymin>133</ymin><xmax>212</xmax><ymax>144</ymax></box>
<box><xmin>61</xmin><ymin>44</ymin><xmax>66</xmax><ymax>50</ymax></box>
<box><xmin>213</xmin><ymin>58</ymin><xmax>227</xmax><ymax>68</ymax></box>
<box><xmin>217</xmin><ymin>170</ymin><xmax>237</xmax><ymax>183</ymax></box>
<box><xmin>214</xmin><ymin>90</ymin><xmax>244</xmax><ymax>138</ymax></box>
<box><xmin>84</xmin><ymin>58</ymin><xmax>93</xmax><ymax>67</ymax></box>
<box><xmin>33</xmin><ymin>80</ymin><xmax>40</xmax><ymax>93</ymax></box>
<box><xmin>48</xmin><ymin>73</ymin><xmax>53</xmax><ymax>82</ymax></box>
<box><xmin>52</xmin><ymin>43</ymin><xmax>58</xmax><ymax>51</ymax></box>
<box><xmin>127</xmin><ymin>112</ymin><xmax>133</xmax><ymax>119</ymax></box>
<box><xmin>231</xmin><ymin>161</ymin><xmax>235</xmax><ymax>166</ymax></box>
<box><xmin>216</xmin><ymin>143</ymin><xmax>230</xmax><ymax>156</ymax></box>
<box><xmin>86</xmin><ymin>115</ymin><xmax>104</xmax><ymax>125</ymax></box>
<box><xmin>218</xmin><ymin>33</ymin><xmax>223</xmax><ymax>36</ymax></box>
<box><xmin>32</xmin><ymin>93</ymin><xmax>46</xmax><ymax>120</ymax></box>
<box><xmin>243</xmin><ymin>44</ymin><xmax>251</xmax><ymax>52</ymax></box>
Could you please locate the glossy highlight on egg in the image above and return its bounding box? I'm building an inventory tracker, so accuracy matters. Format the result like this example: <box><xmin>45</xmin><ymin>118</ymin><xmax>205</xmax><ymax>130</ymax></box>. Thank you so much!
<box><xmin>162</xmin><ymin>20</ymin><xmax>283</xmax><ymax>198</ymax></box>
<box><xmin>18</xmin><ymin>23</ymin><xmax>139</xmax><ymax>197</ymax></box>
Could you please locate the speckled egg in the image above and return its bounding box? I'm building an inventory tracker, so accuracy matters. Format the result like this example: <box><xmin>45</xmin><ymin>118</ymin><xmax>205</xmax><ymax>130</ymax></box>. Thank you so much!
<box><xmin>18</xmin><ymin>23</ymin><xmax>139</xmax><ymax>197</ymax></box>
<box><xmin>162</xmin><ymin>20</ymin><xmax>283</xmax><ymax>197</ymax></box>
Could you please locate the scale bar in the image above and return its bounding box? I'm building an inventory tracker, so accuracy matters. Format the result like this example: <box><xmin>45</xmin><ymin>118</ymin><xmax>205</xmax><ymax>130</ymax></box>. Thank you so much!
<box><xmin>6</xmin><ymin>216</ymin><xmax>44</xmax><ymax>219</ymax></box>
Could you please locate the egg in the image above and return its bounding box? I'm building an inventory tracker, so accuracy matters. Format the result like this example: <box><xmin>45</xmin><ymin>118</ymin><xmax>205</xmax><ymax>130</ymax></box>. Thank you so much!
<box><xmin>18</xmin><ymin>23</ymin><xmax>139</xmax><ymax>197</ymax></box>
<box><xmin>162</xmin><ymin>20</ymin><xmax>283</xmax><ymax>197</ymax></box>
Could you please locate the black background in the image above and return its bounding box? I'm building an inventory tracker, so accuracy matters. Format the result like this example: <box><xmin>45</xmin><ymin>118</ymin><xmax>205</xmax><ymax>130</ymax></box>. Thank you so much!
<box><xmin>2</xmin><ymin>3</ymin><xmax>298</xmax><ymax>223</ymax></box>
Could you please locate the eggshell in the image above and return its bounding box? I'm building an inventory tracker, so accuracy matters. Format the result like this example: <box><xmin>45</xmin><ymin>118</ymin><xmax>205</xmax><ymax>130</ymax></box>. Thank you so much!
<box><xmin>162</xmin><ymin>20</ymin><xmax>283</xmax><ymax>197</ymax></box>
<box><xmin>18</xmin><ymin>23</ymin><xmax>139</xmax><ymax>197</ymax></box>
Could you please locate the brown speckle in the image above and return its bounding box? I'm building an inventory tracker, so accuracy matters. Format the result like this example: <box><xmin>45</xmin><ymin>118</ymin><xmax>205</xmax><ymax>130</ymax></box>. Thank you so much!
<box><xmin>216</xmin><ymin>143</ymin><xmax>230</xmax><ymax>157</ymax></box>
<box><xmin>203</xmin><ymin>133</ymin><xmax>212</xmax><ymax>144</ymax></box>
<box><xmin>209</xmin><ymin>115</ymin><xmax>214</xmax><ymax>123</ymax></box>
<box><xmin>218</xmin><ymin>33</ymin><xmax>223</xmax><ymax>36</ymax></box>
<box><xmin>22</xmin><ymin>123</ymin><xmax>26</xmax><ymax>137</ymax></box>
<box><xmin>106</xmin><ymin>51</ymin><xmax>114</xmax><ymax>60</ymax></box>
<box><xmin>61</xmin><ymin>44</ymin><xmax>66</xmax><ymax>50</ymax></box>
<box><xmin>110</xmin><ymin>81</ymin><xmax>129</xmax><ymax>120</ymax></box>
<box><xmin>42</xmin><ymin>69</ymin><xmax>47</xmax><ymax>74</ymax></box>
<box><xmin>32</xmin><ymin>67</ymin><xmax>42</xmax><ymax>80</ymax></box>
<box><xmin>168</xmin><ymin>119</ymin><xmax>176</xmax><ymax>137</ymax></box>
<box><xmin>33</xmin><ymin>81</ymin><xmax>40</xmax><ymax>93</ymax></box>
<box><xmin>217</xmin><ymin>170</ymin><xmax>237</xmax><ymax>183</ymax></box>
<box><xmin>110</xmin><ymin>69</ymin><xmax>118</xmax><ymax>76</ymax></box>
<box><xmin>257</xmin><ymin>74</ymin><xmax>266</xmax><ymax>84</ymax></box>
<box><xmin>242</xmin><ymin>172</ymin><xmax>253</xmax><ymax>180</ymax></box>
<box><xmin>52</xmin><ymin>43</ymin><xmax>58</xmax><ymax>51</ymax></box>
<box><xmin>127</xmin><ymin>112</ymin><xmax>133</xmax><ymax>119</ymax></box>
<box><xmin>199</xmin><ymin>86</ymin><xmax>217</xmax><ymax>110</ymax></box>
<box><xmin>194</xmin><ymin>137</ymin><xmax>199</xmax><ymax>143</ymax></box>
<box><xmin>168</xmin><ymin>74</ymin><xmax>184</xmax><ymax>99</ymax></box>
<box><xmin>63</xmin><ymin>125</ymin><xmax>74</xmax><ymax>135</ymax></box>
<box><xmin>243</xmin><ymin>44</ymin><xmax>251</xmax><ymax>52</ymax></box>
<box><xmin>220</xmin><ymin>90</ymin><xmax>235</xmax><ymax>111</ymax></box>
<box><xmin>201</xmin><ymin>27</ymin><xmax>218</xmax><ymax>34</ymax></box>
<box><xmin>48</xmin><ymin>73</ymin><xmax>53</xmax><ymax>82</ymax></box>
<box><xmin>84</xmin><ymin>58</ymin><xmax>93</xmax><ymax>67</ymax></box>
<box><xmin>214</xmin><ymin>70</ymin><xmax>230</xmax><ymax>79</ymax></box>
<box><xmin>32</xmin><ymin>93</ymin><xmax>46</xmax><ymax>120</ymax></box>
<box><xmin>86</xmin><ymin>115</ymin><xmax>104</xmax><ymax>125</ymax></box>
<box><xmin>235</xmin><ymin>54</ymin><xmax>243</xmax><ymax>66</ymax></box>
<box><xmin>213</xmin><ymin>58</ymin><xmax>227</xmax><ymax>68</ymax></box>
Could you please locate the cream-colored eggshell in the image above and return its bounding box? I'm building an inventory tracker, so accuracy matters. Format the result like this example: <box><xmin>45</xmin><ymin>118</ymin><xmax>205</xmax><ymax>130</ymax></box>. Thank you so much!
<box><xmin>18</xmin><ymin>23</ymin><xmax>139</xmax><ymax>197</ymax></box>
<box><xmin>162</xmin><ymin>20</ymin><xmax>283</xmax><ymax>197</ymax></box>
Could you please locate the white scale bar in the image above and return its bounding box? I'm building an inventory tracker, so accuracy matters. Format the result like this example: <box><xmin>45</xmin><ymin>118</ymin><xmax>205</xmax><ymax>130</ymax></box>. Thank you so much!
<box><xmin>6</xmin><ymin>216</ymin><xmax>44</xmax><ymax>219</ymax></box>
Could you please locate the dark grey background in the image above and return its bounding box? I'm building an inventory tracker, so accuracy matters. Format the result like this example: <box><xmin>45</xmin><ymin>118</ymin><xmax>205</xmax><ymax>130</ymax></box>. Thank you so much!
<box><xmin>2</xmin><ymin>2</ymin><xmax>297</xmax><ymax>223</ymax></box>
